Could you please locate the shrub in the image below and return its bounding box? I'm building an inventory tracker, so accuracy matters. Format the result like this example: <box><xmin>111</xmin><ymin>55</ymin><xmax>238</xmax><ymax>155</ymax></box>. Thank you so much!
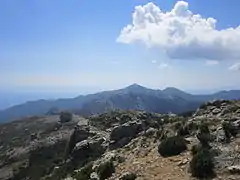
<box><xmin>190</xmin><ymin>149</ymin><xmax>215</xmax><ymax>178</ymax></box>
<box><xmin>177</xmin><ymin>124</ymin><xmax>190</xmax><ymax>136</ymax></box>
<box><xmin>73</xmin><ymin>163</ymin><xmax>93</xmax><ymax>180</ymax></box>
<box><xmin>60</xmin><ymin>111</ymin><xmax>72</xmax><ymax>123</ymax></box>
<box><xmin>158</xmin><ymin>136</ymin><xmax>187</xmax><ymax>157</ymax></box>
<box><xmin>187</xmin><ymin>122</ymin><xmax>198</xmax><ymax>133</ymax></box>
<box><xmin>191</xmin><ymin>144</ymin><xmax>202</xmax><ymax>156</ymax></box>
<box><xmin>197</xmin><ymin>132</ymin><xmax>211</xmax><ymax>148</ymax></box>
<box><xmin>97</xmin><ymin>160</ymin><xmax>115</xmax><ymax>180</ymax></box>
<box><xmin>197</xmin><ymin>123</ymin><xmax>211</xmax><ymax>148</ymax></box>
<box><xmin>199</xmin><ymin>123</ymin><xmax>210</xmax><ymax>134</ymax></box>
<box><xmin>222</xmin><ymin>121</ymin><xmax>238</xmax><ymax>141</ymax></box>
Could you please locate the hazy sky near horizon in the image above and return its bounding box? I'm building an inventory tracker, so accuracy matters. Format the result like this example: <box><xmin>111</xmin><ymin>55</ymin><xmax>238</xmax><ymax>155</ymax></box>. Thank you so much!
<box><xmin>1</xmin><ymin>0</ymin><xmax>240</xmax><ymax>93</ymax></box>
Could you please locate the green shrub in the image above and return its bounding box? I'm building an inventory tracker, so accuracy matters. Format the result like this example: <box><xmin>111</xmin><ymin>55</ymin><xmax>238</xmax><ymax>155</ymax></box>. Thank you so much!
<box><xmin>190</xmin><ymin>149</ymin><xmax>215</xmax><ymax>178</ymax></box>
<box><xmin>177</xmin><ymin>124</ymin><xmax>190</xmax><ymax>136</ymax></box>
<box><xmin>197</xmin><ymin>132</ymin><xmax>211</xmax><ymax>148</ymax></box>
<box><xmin>158</xmin><ymin>136</ymin><xmax>187</xmax><ymax>157</ymax></box>
<box><xmin>60</xmin><ymin>111</ymin><xmax>72</xmax><ymax>123</ymax></box>
<box><xmin>191</xmin><ymin>144</ymin><xmax>202</xmax><ymax>156</ymax></box>
<box><xmin>199</xmin><ymin>123</ymin><xmax>210</xmax><ymax>134</ymax></box>
<box><xmin>222</xmin><ymin>121</ymin><xmax>238</xmax><ymax>141</ymax></box>
<box><xmin>97</xmin><ymin>160</ymin><xmax>115</xmax><ymax>180</ymax></box>
<box><xmin>73</xmin><ymin>163</ymin><xmax>93</xmax><ymax>180</ymax></box>
<box><xmin>197</xmin><ymin>123</ymin><xmax>211</xmax><ymax>148</ymax></box>
<box><xmin>187</xmin><ymin>122</ymin><xmax>198</xmax><ymax>133</ymax></box>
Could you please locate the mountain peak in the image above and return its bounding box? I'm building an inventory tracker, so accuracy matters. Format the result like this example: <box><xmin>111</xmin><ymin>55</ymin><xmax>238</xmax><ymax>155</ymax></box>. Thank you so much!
<box><xmin>125</xmin><ymin>83</ymin><xmax>146</xmax><ymax>90</ymax></box>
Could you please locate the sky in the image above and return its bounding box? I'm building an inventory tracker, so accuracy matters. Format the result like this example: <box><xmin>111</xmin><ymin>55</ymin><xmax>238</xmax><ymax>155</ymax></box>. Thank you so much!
<box><xmin>1</xmin><ymin>0</ymin><xmax>240</xmax><ymax>95</ymax></box>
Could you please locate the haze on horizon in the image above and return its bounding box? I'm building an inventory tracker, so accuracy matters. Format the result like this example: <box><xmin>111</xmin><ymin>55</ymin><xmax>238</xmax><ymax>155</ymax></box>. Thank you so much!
<box><xmin>1</xmin><ymin>0</ymin><xmax>240</xmax><ymax>96</ymax></box>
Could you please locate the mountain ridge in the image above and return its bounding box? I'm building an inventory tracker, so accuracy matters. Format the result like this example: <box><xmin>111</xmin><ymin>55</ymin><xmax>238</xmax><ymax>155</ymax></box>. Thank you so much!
<box><xmin>1</xmin><ymin>84</ymin><xmax>240</xmax><ymax>123</ymax></box>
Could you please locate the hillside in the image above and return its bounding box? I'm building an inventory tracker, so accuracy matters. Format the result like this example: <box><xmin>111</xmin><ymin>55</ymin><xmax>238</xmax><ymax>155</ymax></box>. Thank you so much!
<box><xmin>1</xmin><ymin>84</ymin><xmax>240</xmax><ymax>122</ymax></box>
<box><xmin>1</xmin><ymin>100</ymin><xmax>240</xmax><ymax>180</ymax></box>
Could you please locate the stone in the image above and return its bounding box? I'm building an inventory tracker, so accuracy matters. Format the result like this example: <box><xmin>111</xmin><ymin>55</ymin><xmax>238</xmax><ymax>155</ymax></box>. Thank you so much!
<box><xmin>228</xmin><ymin>165</ymin><xmax>240</xmax><ymax>174</ymax></box>
<box><xmin>145</xmin><ymin>128</ymin><xmax>157</xmax><ymax>137</ymax></box>
<box><xmin>216</xmin><ymin>127</ymin><xmax>225</xmax><ymax>143</ymax></box>
<box><xmin>119</xmin><ymin>172</ymin><xmax>137</xmax><ymax>180</ymax></box>
<box><xmin>110</xmin><ymin>121</ymin><xmax>143</xmax><ymax>142</ymax></box>
<box><xmin>236</xmin><ymin>109</ymin><xmax>240</xmax><ymax>114</ymax></box>
<box><xmin>233</xmin><ymin>119</ymin><xmax>240</xmax><ymax>128</ymax></box>
<box><xmin>177</xmin><ymin>159</ymin><xmax>188</xmax><ymax>166</ymax></box>
<box><xmin>30</xmin><ymin>133</ymin><xmax>38</xmax><ymax>141</ymax></box>
<box><xmin>90</xmin><ymin>172</ymin><xmax>99</xmax><ymax>180</ymax></box>
<box><xmin>212</xmin><ymin>108</ymin><xmax>221</xmax><ymax>115</ymax></box>
<box><xmin>72</xmin><ymin>136</ymin><xmax>107</xmax><ymax>165</ymax></box>
<box><xmin>74</xmin><ymin>124</ymin><xmax>93</xmax><ymax>143</ymax></box>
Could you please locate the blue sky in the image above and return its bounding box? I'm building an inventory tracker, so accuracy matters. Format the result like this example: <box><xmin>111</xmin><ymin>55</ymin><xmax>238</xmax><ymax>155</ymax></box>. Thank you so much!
<box><xmin>1</xmin><ymin>0</ymin><xmax>240</xmax><ymax>94</ymax></box>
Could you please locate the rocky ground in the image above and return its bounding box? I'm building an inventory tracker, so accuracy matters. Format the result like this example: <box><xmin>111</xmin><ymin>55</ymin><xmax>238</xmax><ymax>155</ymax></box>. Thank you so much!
<box><xmin>1</xmin><ymin>100</ymin><xmax>240</xmax><ymax>180</ymax></box>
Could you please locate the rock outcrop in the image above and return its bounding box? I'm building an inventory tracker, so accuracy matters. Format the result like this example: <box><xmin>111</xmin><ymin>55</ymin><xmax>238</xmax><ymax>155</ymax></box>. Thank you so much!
<box><xmin>2</xmin><ymin>100</ymin><xmax>240</xmax><ymax>180</ymax></box>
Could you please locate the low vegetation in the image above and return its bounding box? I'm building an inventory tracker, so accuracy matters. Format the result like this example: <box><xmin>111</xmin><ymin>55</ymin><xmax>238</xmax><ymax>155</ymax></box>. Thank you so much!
<box><xmin>158</xmin><ymin>136</ymin><xmax>187</xmax><ymax>157</ymax></box>
<box><xmin>73</xmin><ymin>163</ymin><xmax>93</xmax><ymax>180</ymax></box>
<box><xmin>60</xmin><ymin>111</ymin><xmax>73</xmax><ymax>123</ymax></box>
<box><xmin>222</xmin><ymin>121</ymin><xmax>238</xmax><ymax>142</ymax></box>
<box><xmin>97</xmin><ymin>160</ymin><xmax>115</xmax><ymax>180</ymax></box>
<box><xmin>190</xmin><ymin>149</ymin><xmax>215</xmax><ymax>178</ymax></box>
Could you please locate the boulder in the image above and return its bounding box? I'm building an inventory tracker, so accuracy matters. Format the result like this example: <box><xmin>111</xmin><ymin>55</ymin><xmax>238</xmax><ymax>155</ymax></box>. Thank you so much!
<box><xmin>90</xmin><ymin>172</ymin><xmax>99</xmax><ymax>180</ymax></box>
<box><xmin>216</xmin><ymin>127</ymin><xmax>225</xmax><ymax>143</ymax></box>
<box><xmin>110</xmin><ymin>121</ymin><xmax>143</xmax><ymax>142</ymax></box>
<box><xmin>74</xmin><ymin>125</ymin><xmax>93</xmax><ymax>143</ymax></box>
<box><xmin>145</xmin><ymin>128</ymin><xmax>157</xmax><ymax>137</ymax></box>
<box><xmin>228</xmin><ymin>165</ymin><xmax>240</xmax><ymax>174</ymax></box>
<box><xmin>109</xmin><ymin>121</ymin><xmax>143</xmax><ymax>149</ymax></box>
<box><xmin>212</xmin><ymin>108</ymin><xmax>221</xmax><ymax>115</ymax></box>
<box><xmin>72</xmin><ymin>137</ymin><xmax>107</xmax><ymax>166</ymax></box>
<box><xmin>30</xmin><ymin>133</ymin><xmax>38</xmax><ymax>141</ymax></box>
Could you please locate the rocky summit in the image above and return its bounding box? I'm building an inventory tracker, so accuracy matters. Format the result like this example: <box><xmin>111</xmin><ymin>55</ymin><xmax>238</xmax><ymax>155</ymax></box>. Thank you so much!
<box><xmin>1</xmin><ymin>100</ymin><xmax>240</xmax><ymax>180</ymax></box>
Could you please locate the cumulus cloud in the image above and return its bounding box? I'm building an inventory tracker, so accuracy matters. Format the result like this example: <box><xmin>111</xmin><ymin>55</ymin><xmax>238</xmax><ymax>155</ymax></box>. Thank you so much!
<box><xmin>229</xmin><ymin>62</ymin><xmax>240</xmax><ymax>71</ymax></box>
<box><xmin>117</xmin><ymin>1</ymin><xmax>240</xmax><ymax>61</ymax></box>
<box><xmin>205</xmin><ymin>60</ymin><xmax>219</xmax><ymax>66</ymax></box>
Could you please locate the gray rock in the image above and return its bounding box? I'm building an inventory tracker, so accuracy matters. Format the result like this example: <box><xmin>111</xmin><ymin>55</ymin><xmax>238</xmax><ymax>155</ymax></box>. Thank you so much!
<box><xmin>72</xmin><ymin>136</ymin><xmax>107</xmax><ymax>165</ymax></box>
<box><xmin>110</xmin><ymin>121</ymin><xmax>143</xmax><ymax>141</ymax></box>
<box><xmin>236</xmin><ymin>109</ymin><xmax>240</xmax><ymax>114</ymax></box>
<box><xmin>228</xmin><ymin>165</ymin><xmax>240</xmax><ymax>174</ymax></box>
<box><xmin>119</xmin><ymin>172</ymin><xmax>137</xmax><ymax>180</ymax></box>
<box><xmin>233</xmin><ymin>119</ymin><xmax>240</xmax><ymax>128</ymax></box>
<box><xmin>177</xmin><ymin>159</ymin><xmax>189</xmax><ymax>166</ymax></box>
<box><xmin>145</xmin><ymin>128</ymin><xmax>157</xmax><ymax>137</ymax></box>
<box><xmin>74</xmin><ymin>125</ymin><xmax>93</xmax><ymax>143</ymax></box>
<box><xmin>90</xmin><ymin>172</ymin><xmax>99</xmax><ymax>180</ymax></box>
<box><xmin>215</xmin><ymin>127</ymin><xmax>225</xmax><ymax>143</ymax></box>
<box><xmin>212</xmin><ymin>108</ymin><xmax>221</xmax><ymax>115</ymax></box>
<box><xmin>30</xmin><ymin>133</ymin><xmax>38</xmax><ymax>141</ymax></box>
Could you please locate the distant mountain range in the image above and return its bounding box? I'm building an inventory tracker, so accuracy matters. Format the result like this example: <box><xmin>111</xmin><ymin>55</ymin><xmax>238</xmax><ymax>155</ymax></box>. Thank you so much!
<box><xmin>1</xmin><ymin>84</ymin><xmax>240</xmax><ymax>123</ymax></box>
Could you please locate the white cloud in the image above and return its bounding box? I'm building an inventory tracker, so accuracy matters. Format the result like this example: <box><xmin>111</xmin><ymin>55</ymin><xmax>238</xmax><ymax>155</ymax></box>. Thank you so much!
<box><xmin>158</xmin><ymin>62</ymin><xmax>168</xmax><ymax>69</ymax></box>
<box><xmin>117</xmin><ymin>1</ymin><xmax>240</xmax><ymax>61</ymax></box>
<box><xmin>152</xmin><ymin>60</ymin><xmax>157</xmax><ymax>64</ymax></box>
<box><xmin>205</xmin><ymin>60</ymin><xmax>219</xmax><ymax>66</ymax></box>
<box><xmin>229</xmin><ymin>62</ymin><xmax>240</xmax><ymax>71</ymax></box>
